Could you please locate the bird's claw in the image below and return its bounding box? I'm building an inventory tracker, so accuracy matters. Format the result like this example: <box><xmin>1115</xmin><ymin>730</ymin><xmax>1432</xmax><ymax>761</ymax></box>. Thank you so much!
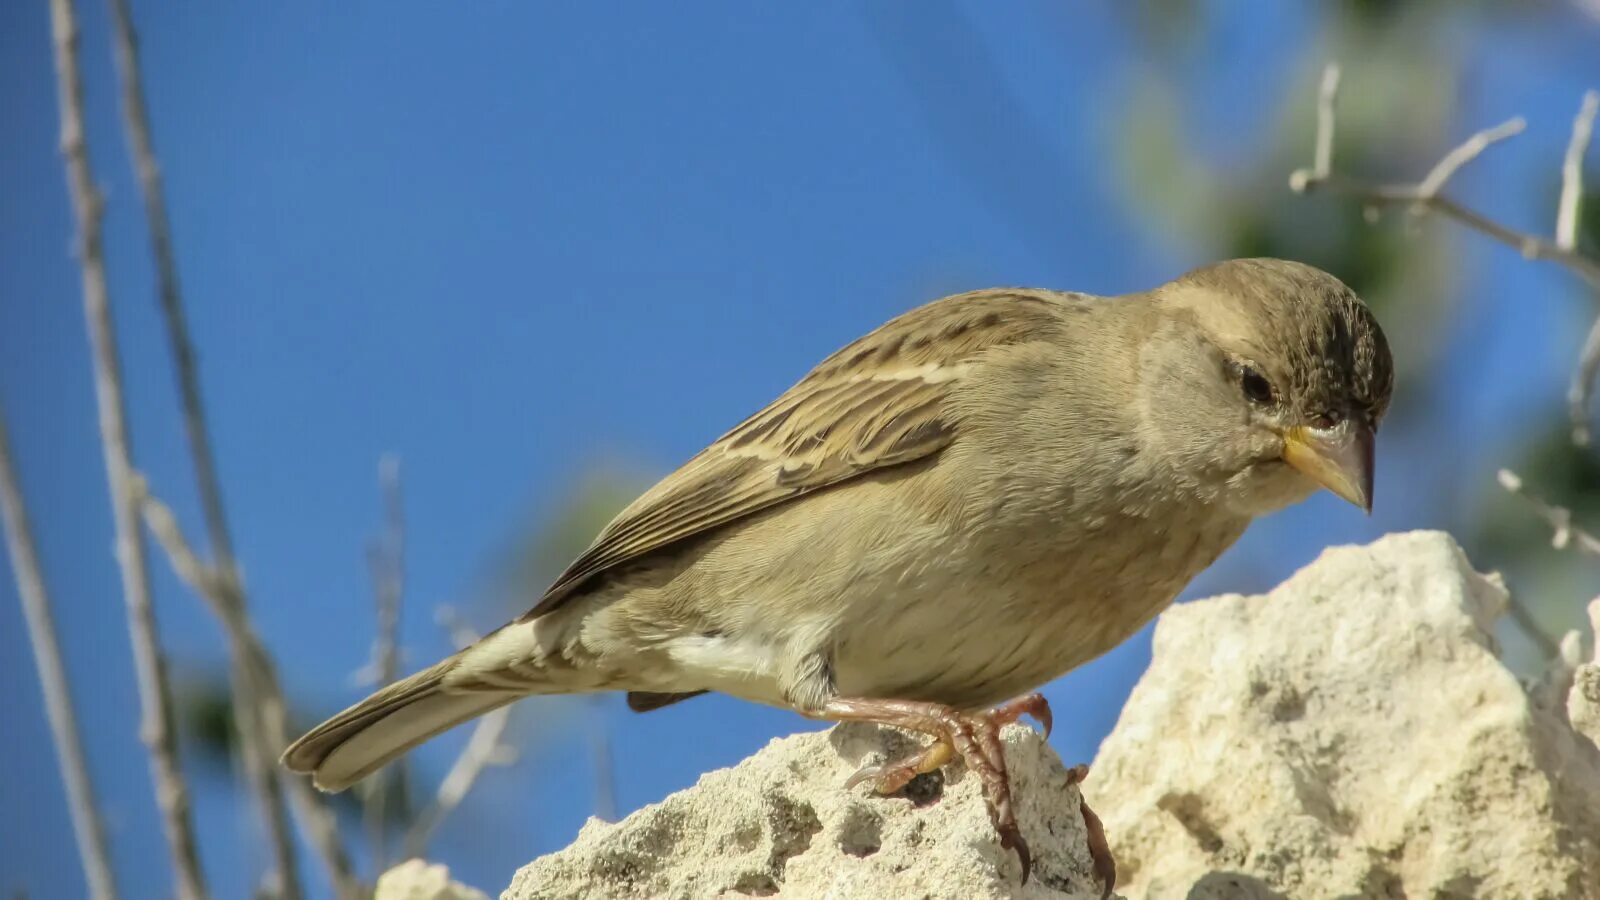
<box><xmin>1065</xmin><ymin>764</ymin><xmax>1116</xmax><ymax>900</ymax></box>
<box><xmin>998</xmin><ymin>824</ymin><xmax>1033</xmax><ymax>885</ymax></box>
<box><xmin>845</xmin><ymin>737</ymin><xmax>954</xmax><ymax>794</ymax></box>
<box><xmin>822</xmin><ymin>693</ymin><xmax>1056</xmax><ymax>885</ymax></box>
<box><xmin>989</xmin><ymin>691</ymin><xmax>1052</xmax><ymax>739</ymax></box>
<box><xmin>842</xmin><ymin>764</ymin><xmax>885</xmax><ymax>792</ymax></box>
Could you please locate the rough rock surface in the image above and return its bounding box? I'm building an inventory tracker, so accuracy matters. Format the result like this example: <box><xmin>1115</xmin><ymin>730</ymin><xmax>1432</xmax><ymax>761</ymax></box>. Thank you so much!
<box><xmin>375</xmin><ymin>859</ymin><xmax>489</xmax><ymax>900</ymax></box>
<box><xmin>1567</xmin><ymin>599</ymin><xmax>1600</xmax><ymax>752</ymax></box>
<box><xmin>504</xmin><ymin>723</ymin><xmax>1111</xmax><ymax>899</ymax></box>
<box><xmin>1087</xmin><ymin>531</ymin><xmax>1600</xmax><ymax>899</ymax></box>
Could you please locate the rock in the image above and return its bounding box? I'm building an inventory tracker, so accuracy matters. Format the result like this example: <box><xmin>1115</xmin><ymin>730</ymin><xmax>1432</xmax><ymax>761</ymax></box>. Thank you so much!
<box><xmin>497</xmin><ymin>531</ymin><xmax>1600</xmax><ymax>899</ymax></box>
<box><xmin>504</xmin><ymin>723</ymin><xmax>1113</xmax><ymax>899</ymax></box>
<box><xmin>1568</xmin><ymin>599</ymin><xmax>1600</xmax><ymax>750</ymax></box>
<box><xmin>375</xmin><ymin>859</ymin><xmax>490</xmax><ymax>900</ymax></box>
<box><xmin>1086</xmin><ymin>531</ymin><xmax>1600</xmax><ymax>899</ymax></box>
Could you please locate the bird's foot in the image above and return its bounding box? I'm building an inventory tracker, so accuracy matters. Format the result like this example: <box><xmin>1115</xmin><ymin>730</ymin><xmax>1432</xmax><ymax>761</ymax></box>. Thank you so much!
<box><xmin>1065</xmin><ymin>763</ymin><xmax>1116</xmax><ymax>900</ymax></box>
<box><xmin>819</xmin><ymin>692</ymin><xmax>1052</xmax><ymax>884</ymax></box>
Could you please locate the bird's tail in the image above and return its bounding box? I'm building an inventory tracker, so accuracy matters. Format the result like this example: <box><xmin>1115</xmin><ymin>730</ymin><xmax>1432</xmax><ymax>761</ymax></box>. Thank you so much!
<box><xmin>281</xmin><ymin>656</ymin><xmax>516</xmax><ymax>792</ymax></box>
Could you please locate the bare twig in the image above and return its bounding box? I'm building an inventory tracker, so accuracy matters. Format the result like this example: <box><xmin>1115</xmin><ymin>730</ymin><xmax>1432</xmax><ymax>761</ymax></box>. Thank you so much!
<box><xmin>136</xmin><ymin>485</ymin><xmax>215</xmax><ymax>599</ymax></box>
<box><xmin>1291</xmin><ymin>65</ymin><xmax>1600</xmax><ymax>445</ymax></box>
<box><xmin>102</xmin><ymin>1</ymin><xmax>354</xmax><ymax>894</ymax></box>
<box><xmin>104</xmin><ymin>0</ymin><xmax>298</xmax><ymax>893</ymax></box>
<box><xmin>1571</xmin><ymin>316</ymin><xmax>1600</xmax><ymax>447</ymax></box>
<box><xmin>0</xmin><ymin>413</ymin><xmax>119</xmax><ymax>900</ymax></box>
<box><xmin>138</xmin><ymin>490</ymin><xmax>362</xmax><ymax>898</ymax></box>
<box><xmin>1310</xmin><ymin>64</ymin><xmax>1340</xmax><ymax>180</ymax></box>
<box><xmin>360</xmin><ymin>456</ymin><xmax>406</xmax><ymax>693</ymax></box>
<box><xmin>1557</xmin><ymin>90</ymin><xmax>1598</xmax><ymax>252</ymax></box>
<box><xmin>1498</xmin><ymin>469</ymin><xmax>1600</xmax><ymax>558</ymax></box>
<box><xmin>1559</xmin><ymin>91</ymin><xmax>1600</xmax><ymax>444</ymax></box>
<box><xmin>401</xmin><ymin>707</ymin><xmax>514</xmax><ymax>861</ymax></box>
<box><xmin>401</xmin><ymin>608</ymin><xmax>518</xmax><ymax>859</ymax></box>
<box><xmin>1413</xmin><ymin>117</ymin><xmax>1526</xmax><ymax>204</ymax></box>
<box><xmin>47</xmin><ymin>1</ymin><xmax>207</xmax><ymax>896</ymax></box>
<box><xmin>1289</xmin><ymin>65</ymin><xmax>1600</xmax><ymax>290</ymax></box>
<box><xmin>587</xmin><ymin>697</ymin><xmax>618</xmax><ymax>822</ymax></box>
<box><xmin>1497</xmin><ymin>468</ymin><xmax>1599</xmax><ymax>659</ymax></box>
<box><xmin>362</xmin><ymin>455</ymin><xmax>405</xmax><ymax>870</ymax></box>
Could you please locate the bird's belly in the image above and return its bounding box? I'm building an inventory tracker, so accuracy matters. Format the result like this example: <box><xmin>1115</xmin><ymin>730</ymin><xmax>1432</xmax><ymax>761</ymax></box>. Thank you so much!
<box><xmin>828</xmin><ymin>571</ymin><xmax>1147</xmax><ymax>709</ymax></box>
<box><xmin>603</xmin><ymin>465</ymin><xmax>1246</xmax><ymax>713</ymax></box>
<box><xmin>827</xmin><ymin>518</ymin><xmax>1242</xmax><ymax>709</ymax></box>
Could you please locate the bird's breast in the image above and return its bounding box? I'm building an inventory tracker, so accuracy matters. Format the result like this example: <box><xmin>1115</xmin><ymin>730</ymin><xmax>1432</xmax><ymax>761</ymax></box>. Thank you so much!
<box><xmin>829</xmin><ymin>486</ymin><xmax>1247</xmax><ymax>709</ymax></box>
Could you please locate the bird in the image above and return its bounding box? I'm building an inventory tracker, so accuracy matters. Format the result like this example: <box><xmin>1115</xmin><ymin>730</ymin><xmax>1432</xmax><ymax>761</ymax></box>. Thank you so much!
<box><xmin>283</xmin><ymin>257</ymin><xmax>1392</xmax><ymax>885</ymax></box>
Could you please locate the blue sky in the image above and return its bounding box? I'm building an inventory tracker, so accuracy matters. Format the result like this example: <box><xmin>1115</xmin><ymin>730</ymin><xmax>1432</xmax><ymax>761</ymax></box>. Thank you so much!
<box><xmin>3</xmin><ymin>2</ymin><xmax>1598</xmax><ymax>897</ymax></box>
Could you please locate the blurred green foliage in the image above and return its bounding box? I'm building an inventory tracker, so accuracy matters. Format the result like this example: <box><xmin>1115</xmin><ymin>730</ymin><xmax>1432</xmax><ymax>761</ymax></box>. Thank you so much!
<box><xmin>500</xmin><ymin>467</ymin><xmax>645</xmax><ymax>601</ymax></box>
<box><xmin>1113</xmin><ymin>0</ymin><xmax>1600</xmax><ymax>664</ymax></box>
<box><xmin>172</xmin><ymin>465</ymin><xmax>647</xmax><ymax>845</ymax></box>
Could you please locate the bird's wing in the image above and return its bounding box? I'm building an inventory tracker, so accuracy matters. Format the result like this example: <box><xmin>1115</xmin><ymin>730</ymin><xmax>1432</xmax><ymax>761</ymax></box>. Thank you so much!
<box><xmin>522</xmin><ymin>289</ymin><xmax>1066</xmax><ymax>621</ymax></box>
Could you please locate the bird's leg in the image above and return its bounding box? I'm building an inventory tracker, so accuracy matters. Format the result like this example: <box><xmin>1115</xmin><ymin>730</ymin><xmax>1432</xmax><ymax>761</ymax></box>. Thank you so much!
<box><xmin>1064</xmin><ymin>764</ymin><xmax>1116</xmax><ymax>900</ymax></box>
<box><xmin>812</xmin><ymin>692</ymin><xmax>1052</xmax><ymax>883</ymax></box>
<box><xmin>841</xmin><ymin>731</ymin><xmax>954</xmax><ymax>794</ymax></box>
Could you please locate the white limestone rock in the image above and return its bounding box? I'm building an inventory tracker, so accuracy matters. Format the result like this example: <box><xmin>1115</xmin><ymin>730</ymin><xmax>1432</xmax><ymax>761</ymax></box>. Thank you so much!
<box><xmin>376</xmin><ymin>859</ymin><xmax>490</xmax><ymax>900</ymax></box>
<box><xmin>1086</xmin><ymin>531</ymin><xmax>1600</xmax><ymax>899</ymax></box>
<box><xmin>503</xmin><ymin>723</ymin><xmax>1112</xmax><ymax>899</ymax></box>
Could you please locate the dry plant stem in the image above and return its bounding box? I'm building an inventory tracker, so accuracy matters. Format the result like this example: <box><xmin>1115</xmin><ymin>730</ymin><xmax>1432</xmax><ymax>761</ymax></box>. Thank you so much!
<box><xmin>1291</xmin><ymin>66</ymin><xmax>1600</xmax><ymax>445</ymax></box>
<box><xmin>1289</xmin><ymin>66</ymin><xmax>1600</xmax><ymax>289</ymax></box>
<box><xmin>139</xmin><ymin>491</ymin><xmax>363</xmax><ymax>899</ymax></box>
<box><xmin>1557</xmin><ymin>91</ymin><xmax>1598</xmax><ymax>252</ymax></box>
<box><xmin>103</xmin><ymin>0</ymin><xmax>355</xmax><ymax>893</ymax></box>
<box><xmin>48</xmin><ymin>1</ymin><xmax>207</xmax><ymax>896</ymax></box>
<box><xmin>1573</xmin><ymin>318</ymin><xmax>1600</xmax><ymax>447</ymax></box>
<box><xmin>1309</xmin><ymin>64</ymin><xmax>1340</xmax><ymax>179</ymax></box>
<box><xmin>0</xmin><ymin>415</ymin><xmax>120</xmax><ymax>900</ymax></box>
<box><xmin>363</xmin><ymin>456</ymin><xmax>405</xmax><ymax>870</ymax></box>
<box><xmin>1412</xmin><ymin>117</ymin><xmax>1525</xmax><ymax>204</ymax></box>
<box><xmin>588</xmin><ymin>698</ymin><xmax>618</xmax><ymax>822</ymax></box>
<box><xmin>1498</xmin><ymin>469</ymin><xmax>1600</xmax><ymax>558</ymax></box>
<box><xmin>104</xmin><ymin>3</ymin><xmax>297</xmax><ymax>893</ymax></box>
<box><xmin>400</xmin><ymin>706</ymin><xmax>514</xmax><ymax>860</ymax></box>
<box><xmin>1290</xmin><ymin>63</ymin><xmax>1599</xmax><ymax>658</ymax></box>
<box><xmin>401</xmin><ymin>608</ymin><xmax>518</xmax><ymax>859</ymax></box>
<box><xmin>1563</xmin><ymin>90</ymin><xmax>1600</xmax><ymax>444</ymax></box>
<box><xmin>1497</xmin><ymin>469</ymin><xmax>1597</xmax><ymax>659</ymax></box>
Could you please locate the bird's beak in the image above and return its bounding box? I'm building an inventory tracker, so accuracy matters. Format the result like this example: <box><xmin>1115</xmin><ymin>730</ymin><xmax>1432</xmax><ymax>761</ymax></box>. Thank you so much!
<box><xmin>1280</xmin><ymin>420</ymin><xmax>1375</xmax><ymax>513</ymax></box>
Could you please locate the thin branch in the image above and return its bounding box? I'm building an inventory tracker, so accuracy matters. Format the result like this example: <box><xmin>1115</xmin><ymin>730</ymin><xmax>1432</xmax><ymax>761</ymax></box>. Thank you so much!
<box><xmin>1413</xmin><ymin>117</ymin><xmax>1526</xmax><ymax>203</ymax></box>
<box><xmin>1289</xmin><ymin>65</ymin><xmax>1600</xmax><ymax>290</ymax></box>
<box><xmin>0</xmin><ymin>413</ymin><xmax>119</xmax><ymax>900</ymax></box>
<box><xmin>136</xmin><ymin>483</ymin><xmax>215</xmax><ymax>597</ymax></box>
<box><xmin>47</xmin><ymin>1</ymin><xmax>207</xmax><ymax>896</ymax></box>
<box><xmin>401</xmin><ymin>708</ymin><xmax>514</xmax><ymax>862</ymax></box>
<box><xmin>1498</xmin><ymin>469</ymin><xmax>1600</xmax><ymax>557</ymax></box>
<box><xmin>1559</xmin><ymin>91</ymin><xmax>1600</xmax><ymax>444</ymax></box>
<box><xmin>1498</xmin><ymin>468</ymin><xmax>1599</xmax><ymax>659</ymax></box>
<box><xmin>138</xmin><ymin>489</ymin><xmax>362</xmax><ymax>899</ymax></box>
<box><xmin>359</xmin><ymin>455</ymin><xmax>405</xmax><ymax>693</ymax></box>
<box><xmin>362</xmin><ymin>455</ymin><xmax>405</xmax><ymax>871</ymax></box>
<box><xmin>401</xmin><ymin>608</ymin><xmax>517</xmax><ymax>859</ymax></box>
<box><xmin>1557</xmin><ymin>90</ymin><xmax>1598</xmax><ymax>252</ymax></box>
<box><xmin>103</xmin><ymin>1</ymin><xmax>354</xmax><ymax>894</ymax></box>
<box><xmin>1311</xmin><ymin>63</ymin><xmax>1340</xmax><ymax>180</ymax></box>
<box><xmin>587</xmin><ymin>697</ymin><xmax>618</xmax><ymax>822</ymax></box>
<box><xmin>1571</xmin><ymin>316</ymin><xmax>1600</xmax><ymax>447</ymax></box>
<box><xmin>1291</xmin><ymin>65</ymin><xmax>1600</xmax><ymax>447</ymax></box>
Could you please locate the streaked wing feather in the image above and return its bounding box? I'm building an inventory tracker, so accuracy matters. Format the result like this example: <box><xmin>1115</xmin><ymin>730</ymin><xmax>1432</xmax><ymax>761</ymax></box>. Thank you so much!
<box><xmin>522</xmin><ymin>289</ymin><xmax>1063</xmax><ymax>620</ymax></box>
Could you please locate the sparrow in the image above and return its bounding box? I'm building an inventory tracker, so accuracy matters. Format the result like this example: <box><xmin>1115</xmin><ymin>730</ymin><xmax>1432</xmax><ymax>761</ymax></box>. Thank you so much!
<box><xmin>283</xmin><ymin>258</ymin><xmax>1392</xmax><ymax>886</ymax></box>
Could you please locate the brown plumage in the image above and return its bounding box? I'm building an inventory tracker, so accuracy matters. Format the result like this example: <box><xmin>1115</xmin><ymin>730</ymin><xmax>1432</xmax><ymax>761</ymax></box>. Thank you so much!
<box><xmin>283</xmin><ymin>258</ymin><xmax>1392</xmax><ymax>887</ymax></box>
<box><xmin>528</xmin><ymin>289</ymin><xmax>1064</xmax><ymax>617</ymax></box>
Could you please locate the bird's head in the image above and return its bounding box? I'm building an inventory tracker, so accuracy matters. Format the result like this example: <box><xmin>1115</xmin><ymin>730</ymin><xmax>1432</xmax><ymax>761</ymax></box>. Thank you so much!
<box><xmin>1135</xmin><ymin>258</ymin><xmax>1394</xmax><ymax>517</ymax></box>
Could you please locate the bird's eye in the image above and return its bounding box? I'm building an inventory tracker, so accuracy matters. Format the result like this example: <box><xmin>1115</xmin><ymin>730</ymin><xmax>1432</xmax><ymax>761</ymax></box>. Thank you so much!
<box><xmin>1240</xmin><ymin>367</ymin><xmax>1275</xmax><ymax>405</ymax></box>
